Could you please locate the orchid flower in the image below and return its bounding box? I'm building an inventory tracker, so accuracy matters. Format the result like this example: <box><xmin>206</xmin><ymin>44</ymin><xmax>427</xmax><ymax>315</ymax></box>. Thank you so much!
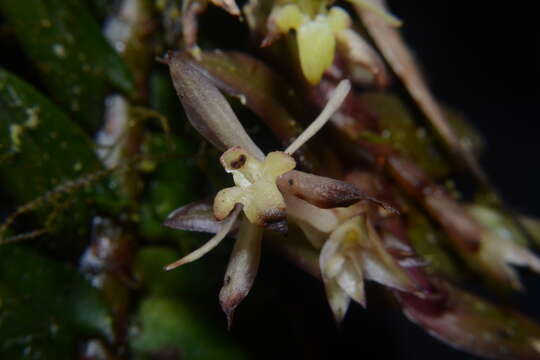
<box><xmin>178</xmin><ymin>0</ymin><xmax>397</xmax><ymax>86</ymax></box>
<box><xmin>162</xmin><ymin>52</ymin><xmax>353</xmax><ymax>323</ymax></box>
<box><xmin>320</xmin><ymin>214</ymin><xmax>415</xmax><ymax>323</ymax></box>
<box><xmin>467</xmin><ymin>204</ymin><xmax>540</xmax><ymax>289</ymax></box>
<box><xmin>261</xmin><ymin>0</ymin><xmax>398</xmax><ymax>85</ymax></box>
<box><xmin>284</xmin><ymin>193</ymin><xmax>416</xmax><ymax>323</ymax></box>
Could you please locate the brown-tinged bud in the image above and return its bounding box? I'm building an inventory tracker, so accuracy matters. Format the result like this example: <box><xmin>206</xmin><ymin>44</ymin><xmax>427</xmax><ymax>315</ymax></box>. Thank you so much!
<box><xmin>219</xmin><ymin>217</ymin><xmax>262</xmax><ymax>328</ymax></box>
<box><xmin>277</xmin><ymin>170</ymin><xmax>364</xmax><ymax>208</ymax></box>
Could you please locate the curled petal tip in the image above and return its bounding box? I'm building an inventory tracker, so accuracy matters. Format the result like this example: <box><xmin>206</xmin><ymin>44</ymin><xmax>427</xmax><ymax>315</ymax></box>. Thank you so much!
<box><xmin>219</xmin><ymin>282</ymin><xmax>249</xmax><ymax>330</ymax></box>
<box><xmin>365</xmin><ymin>196</ymin><xmax>399</xmax><ymax>215</ymax></box>
<box><xmin>220</xmin><ymin>291</ymin><xmax>240</xmax><ymax>330</ymax></box>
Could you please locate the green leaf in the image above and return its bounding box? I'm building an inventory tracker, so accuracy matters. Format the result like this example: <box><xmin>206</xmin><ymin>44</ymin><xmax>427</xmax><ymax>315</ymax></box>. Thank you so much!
<box><xmin>0</xmin><ymin>244</ymin><xmax>113</xmax><ymax>359</ymax></box>
<box><xmin>0</xmin><ymin>0</ymin><xmax>134</xmax><ymax>130</ymax></box>
<box><xmin>131</xmin><ymin>297</ymin><xmax>246</xmax><ymax>360</ymax></box>
<box><xmin>0</xmin><ymin>68</ymin><xmax>103</xmax><ymax>244</ymax></box>
<box><xmin>139</xmin><ymin>133</ymin><xmax>200</xmax><ymax>239</ymax></box>
<box><xmin>149</xmin><ymin>69</ymin><xmax>188</xmax><ymax>135</ymax></box>
<box><xmin>0</xmin><ymin>68</ymin><xmax>101</xmax><ymax>201</ymax></box>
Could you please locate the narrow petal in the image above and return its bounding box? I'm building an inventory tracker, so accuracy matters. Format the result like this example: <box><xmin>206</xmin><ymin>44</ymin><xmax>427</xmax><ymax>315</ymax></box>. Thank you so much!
<box><xmin>167</xmin><ymin>52</ymin><xmax>265</xmax><ymax>159</ymax></box>
<box><xmin>163</xmin><ymin>199</ymin><xmax>223</xmax><ymax>234</ymax></box>
<box><xmin>164</xmin><ymin>206</ymin><xmax>241</xmax><ymax>271</ymax></box>
<box><xmin>285</xmin><ymin>79</ymin><xmax>351</xmax><ymax>154</ymax></box>
<box><xmin>219</xmin><ymin>216</ymin><xmax>263</xmax><ymax>328</ymax></box>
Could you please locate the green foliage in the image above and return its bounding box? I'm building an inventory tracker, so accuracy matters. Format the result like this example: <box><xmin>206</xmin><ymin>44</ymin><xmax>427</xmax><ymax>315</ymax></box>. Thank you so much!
<box><xmin>0</xmin><ymin>68</ymin><xmax>101</xmax><ymax>201</ymax></box>
<box><xmin>131</xmin><ymin>297</ymin><xmax>246</xmax><ymax>360</ymax></box>
<box><xmin>138</xmin><ymin>133</ymin><xmax>200</xmax><ymax>239</ymax></box>
<box><xmin>0</xmin><ymin>68</ymin><xmax>104</xmax><ymax>242</ymax></box>
<box><xmin>0</xmin><ymin>0</ymin><xmax>134</xmax><ymax>130</ymax></box>
<box><xmin>132</xmin><ymin>246</ymin><xmax>245</xmax><ymax>359</ymax></box>
<box><xmin>0</xmin><ymin>245</ymin><xmax>113</xmax><ymax>359</ymax></box>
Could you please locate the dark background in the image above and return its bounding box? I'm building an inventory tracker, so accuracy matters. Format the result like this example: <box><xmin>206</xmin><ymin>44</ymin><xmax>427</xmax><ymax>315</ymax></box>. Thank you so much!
<box><xmin>391</xmin><ymin>1</ymin><xmax>540</xmax><ymax>216</ymax></box>
<box><xmin>224</xmin><ymin>2</ymin><xmax>540</xmax><ymax>360</ymax></box>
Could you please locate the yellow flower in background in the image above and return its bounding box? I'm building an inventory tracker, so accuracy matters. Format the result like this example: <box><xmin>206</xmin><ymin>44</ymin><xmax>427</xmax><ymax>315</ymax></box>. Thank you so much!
<box><xmin>265</xmin><ymin>1</ymin><xmax>400</xmax><ymax>84</ymax></box>
<box><xmin>270</xmin><ymin>5</ymin><xmax>350</xmax><ymax>84</ymax></box>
